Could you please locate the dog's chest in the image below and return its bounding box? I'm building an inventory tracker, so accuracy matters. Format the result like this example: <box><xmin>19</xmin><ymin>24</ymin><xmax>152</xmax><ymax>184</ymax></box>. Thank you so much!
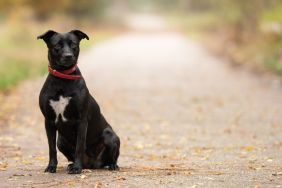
<box><xmin>49</xmin><ymin>95</ymin><xmax>71</xmax><ymax>123</ymax></box>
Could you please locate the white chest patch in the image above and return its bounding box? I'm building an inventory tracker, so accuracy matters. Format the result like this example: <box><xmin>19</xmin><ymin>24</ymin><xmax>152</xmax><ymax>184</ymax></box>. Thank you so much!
<box><xmin>49</xmin><ymin>95</ymin><xmax>72</xmax><ymax>123</ymax></box>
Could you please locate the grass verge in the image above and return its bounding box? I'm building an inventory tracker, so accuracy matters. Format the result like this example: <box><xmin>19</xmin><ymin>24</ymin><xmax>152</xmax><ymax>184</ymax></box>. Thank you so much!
<box><xmin>0</xmin><ymin>23</ymin><xmax>119</xmax><ymax>92</ymax></box>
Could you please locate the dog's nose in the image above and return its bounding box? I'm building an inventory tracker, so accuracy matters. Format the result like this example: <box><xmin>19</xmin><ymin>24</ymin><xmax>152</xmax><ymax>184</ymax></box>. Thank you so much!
<box><xmin>63</xmin><ymin>53</ymin><xmax>74</xmax><ymax>59</ymax></box>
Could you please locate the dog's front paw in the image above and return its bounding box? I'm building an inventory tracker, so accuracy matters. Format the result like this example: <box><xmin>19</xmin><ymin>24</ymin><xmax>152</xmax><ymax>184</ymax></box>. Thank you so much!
<box><xmin>44</xmin><ymin>165</ymin><xmax>57</xmax><ymax>173</ymax></box>
<box><xmin>67</xmin><ymin>163</ymin><xmax>82</xmax><ymax>174</ymax></box>
<box><xmin>108</xmin><ymin>164</ymin><xmax>119</xmax><ymax>171</ymax></box>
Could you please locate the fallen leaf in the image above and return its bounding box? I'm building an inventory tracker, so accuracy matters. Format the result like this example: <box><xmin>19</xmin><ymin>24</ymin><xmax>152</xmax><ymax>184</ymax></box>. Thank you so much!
<box><xmin>0</xmin><ymin>162</ymin><xmax>8</xmax><ymax>171</ymax></box>
<box><xmin>134</xmin><ymin>143</ymin><xmax>144</xmax><ymax>150</ymax></box>
<box><xmin>94</xmin><ymin>181</ymin><xmax>102</xmax><ymax>188</ymax></box>
<box><xmin>80</xmin><ymin>175</ymin><xmax>87</xmax><ymax>179</ymax></box>
<box><xmin>208</xmin><ymin>171</ymin><xmax>224</xmax><ymax>175</ymax></box>
<box><xmin>82</xmin><ymin>169</ymin><xmax>92</xmax><ymax>173</ymax></box>
<box><xmin>115</xmin><ymin>176</ymin><xmax>126</xmax><ymax>180</ymax></box>
<box><xmin>0</xmin><ymin>136</ymin><xmax>14</xmax><ymax>141</ymax></box>
<box><xmin>266</xmin><ymin>157</ymin><xmax>273</xmax><ymax>162</ymax></box>
<box><xmin>21</xmin><ymin>160</ymin><xmax>32</xmax><ymax>165</ymax></box>
<box><xmin>272</xmin><ymin>172</ymin><xmax>282</xmax><ymax>176</ymax></box>
<box><xmin>66</xmin><ymin>181</ymin><xmax>76</xmax><ymax>186</ymax></box>
<box><xmin>241</xmin><ymin>146</ymin><xmax>255</xmax><ymax>152</ymax></box>
<box><xmin>183</xmin><ymin>171</ymin><xmax>192</xmax><ymax>176</ymax></box>
<box><xmin>34</xmin><ymin>156</ymin><xmax>45</xmax><ymax>161</ymax></box>
<box><xmin>148</xmin><ymin>155</ymin><xmax>158</xmax><ymax>161</ymax></box>
<box><xmin>13</xmin><ymin>174</ymin><xmax>25</xmax><ymax>176</ymax></box>
<box><xmin>248</xmin><ymin>166</ymin><xmax>261</xmax><ymax>171</ymax></box>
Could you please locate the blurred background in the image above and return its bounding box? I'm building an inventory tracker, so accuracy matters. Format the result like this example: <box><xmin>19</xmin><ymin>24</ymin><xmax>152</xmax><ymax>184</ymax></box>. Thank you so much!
<box><xmin>1</xmin><ymin>1</ymin><xmax>282</xmax><ymax>186</ymax></box>
<box><xmin>0</xmin><ymin>0</ymin><xmax>282</xmax><ymax>91</ymax></box>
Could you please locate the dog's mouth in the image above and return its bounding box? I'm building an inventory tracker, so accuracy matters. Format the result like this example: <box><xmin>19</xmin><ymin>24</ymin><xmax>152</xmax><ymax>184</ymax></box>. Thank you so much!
<box><xmin>58</xmin><ymin>59</ymin><xmax>77</xmax><ymax>67</ymax></box>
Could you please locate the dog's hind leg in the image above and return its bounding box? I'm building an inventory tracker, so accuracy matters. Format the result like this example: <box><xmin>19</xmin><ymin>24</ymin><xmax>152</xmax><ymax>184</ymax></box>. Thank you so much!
<box><xmin>57</xmin><ymin>134</ymin><xmax>75</xmax><ymax>162</ymax></box>
<box><xmin>101</xmin><ymin>128</ymin><xmax>120</xmax><ymax>170</ymax></box>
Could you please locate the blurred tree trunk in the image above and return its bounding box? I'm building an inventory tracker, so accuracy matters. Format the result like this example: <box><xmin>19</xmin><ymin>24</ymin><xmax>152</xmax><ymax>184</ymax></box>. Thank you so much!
<box><xmin>238</xmin><ymin>0</ymin><xmax>263</xmax><ymax>33</ymax></box>
<box><xmin>226</xmin><ymin>0</ymin><xmax>263</xmax><ymax>44</ymax></box>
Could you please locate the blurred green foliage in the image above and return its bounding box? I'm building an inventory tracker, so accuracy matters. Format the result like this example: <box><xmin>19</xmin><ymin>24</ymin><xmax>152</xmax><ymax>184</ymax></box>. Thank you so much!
<box><xmin>0</xmin><ymin>59</ymin><xmax>30</xmax><ymax>90</ymax></box>
<box><xmin>156</xmin><ymin>0</ymin><xmax>282</xmax><ymax>75</ymax></box>
<box><xmin>0</xmin><ymin>0</ymin><xmax>122</xmax><ymax>91</ymax></box>
<box><xmin>0</xmin><ymin>0</ymin><xmax>282</xmax><ymax>91</ymax></box>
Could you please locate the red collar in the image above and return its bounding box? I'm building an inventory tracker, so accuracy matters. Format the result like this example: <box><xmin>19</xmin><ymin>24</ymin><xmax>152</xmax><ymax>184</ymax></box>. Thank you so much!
<box><xmin>48</xmin><ymin>64</ymin><xmax>82</xmax><ymax>80</ymax></box>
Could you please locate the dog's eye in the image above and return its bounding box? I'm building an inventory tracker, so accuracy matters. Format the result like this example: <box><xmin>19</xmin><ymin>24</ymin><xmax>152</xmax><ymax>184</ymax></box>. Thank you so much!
<box><xmin>54</xmin><ymin>44</ymin><xmax>61</xmax><ymax>50</ymax></box>
<box><xmin>70</xmin><ymin>43</ymin><xmax>77</xmax><ymax>49</ymax></box>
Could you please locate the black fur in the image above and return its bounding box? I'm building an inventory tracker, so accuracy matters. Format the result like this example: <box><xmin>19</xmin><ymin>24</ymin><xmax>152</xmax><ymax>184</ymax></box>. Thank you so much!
<box><xmin>38</xmin><ymin>30</ymin><xmax>120</xmax><ymax>174</ymax></box>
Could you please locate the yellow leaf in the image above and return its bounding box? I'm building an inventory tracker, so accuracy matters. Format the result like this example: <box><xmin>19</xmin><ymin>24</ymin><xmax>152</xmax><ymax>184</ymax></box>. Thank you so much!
<box><xmin>21</xmin><ymin>160</ymin><xmax>32</xmax><ymax>165</ymax></box>
<box><xmin>34</xmin><ymin>156</ymin><xmax>45</xmax><ymax>161</ymax></box>
<box><xmin>148</xmin><ymin>155</ymin><xmax>158</xmax><ymax>161</ymax></box>
<box><xmin>94</xmin><ymin>181</ymin><xmax>102</xmax><ymax>188</ymax></box>
<box><xmin>242</xmin><ymin>146</ymin><xmax>255</xmax><ymax>152</ymax></box>
<box><xmin>208</xmin><ymin>171</ymin><xmax>224</xmax><ymax>175</ymax></box>
<box><xmin>0</xmin><ymin>162</ymin><xmax>8</xmax><ymax>171</ymax></box>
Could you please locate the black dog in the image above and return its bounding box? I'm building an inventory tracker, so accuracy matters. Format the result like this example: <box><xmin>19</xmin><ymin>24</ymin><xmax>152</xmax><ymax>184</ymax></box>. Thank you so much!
<box><xmin>38</xmin><ymin>30</ymin><xmax>120</xmax><ymax>174</ymax></box>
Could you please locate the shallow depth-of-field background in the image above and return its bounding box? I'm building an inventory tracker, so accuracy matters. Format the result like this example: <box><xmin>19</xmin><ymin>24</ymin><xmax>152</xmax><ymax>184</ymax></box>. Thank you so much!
<box><xmin>1</xmin><ymin>1</ymin><xmax>282</xmax><ymax>187</ymax></box>
<box><xmin>0</xmin><ymin>0</ymin><xmax>282</xmax><ymax>91</ymax></box>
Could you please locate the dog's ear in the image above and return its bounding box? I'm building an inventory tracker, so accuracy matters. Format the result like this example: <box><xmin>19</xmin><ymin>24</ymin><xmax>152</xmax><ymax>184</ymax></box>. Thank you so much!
<box><xmin>70</xmin><ymin>30</ymin><xmax>89</xmax><ymax>41</ymax></box>
<box><xmin>37</xmin><ymin>30</ymin><xmax>57</xmax><ymax>43</ymax></box>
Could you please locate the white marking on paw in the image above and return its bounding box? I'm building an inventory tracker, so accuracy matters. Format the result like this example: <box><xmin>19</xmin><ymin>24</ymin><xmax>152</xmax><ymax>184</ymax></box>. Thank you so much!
<box><xmin>49</xmin><ymin>96</ymin><xmax>71</xmax><ymax>123</ymax></box>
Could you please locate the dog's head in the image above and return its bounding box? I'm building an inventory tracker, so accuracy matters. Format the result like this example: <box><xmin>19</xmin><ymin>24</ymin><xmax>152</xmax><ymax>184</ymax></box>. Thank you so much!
<box><xmin>37</xmin><ymin>30</ymin><xmax>89</xmax><ymax>69</ymax></box>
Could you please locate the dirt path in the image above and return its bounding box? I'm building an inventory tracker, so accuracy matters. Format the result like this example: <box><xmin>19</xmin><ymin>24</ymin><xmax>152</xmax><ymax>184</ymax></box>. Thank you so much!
<box><xmin>1</xmin><ymin>28</ymin><xmax>282</xmax><ymax>187</ymax></box>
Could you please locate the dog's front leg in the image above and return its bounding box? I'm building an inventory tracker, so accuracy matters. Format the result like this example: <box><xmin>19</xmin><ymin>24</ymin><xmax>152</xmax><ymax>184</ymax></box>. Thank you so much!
<box><xmin>68</xmin><ymin>119</ymin><xmax>87</xmax><ymax>174</ymax></box>
<box><xmin>44</xmin><ymin>119</ymin><xmax>57</xmax><ymax>173</ymax></box>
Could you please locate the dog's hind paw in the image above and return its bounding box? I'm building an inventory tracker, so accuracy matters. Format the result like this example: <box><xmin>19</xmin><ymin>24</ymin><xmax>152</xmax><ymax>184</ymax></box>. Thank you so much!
<box><xmin>67</xmin><ymin>163</ymin><xmax>74</xmax><ymax>170</ymax></box>
<box><xmin>67</xmin><ymin>163</ymin><xmax>82</xmax><ymax>174</ymax></box>
<box><xmin>108</xmin><ymin>164</ymin><xmax>119</xmax><ymax>171</ymax></box>
<box><xmin>44</xmin><ymin>165</ymin><xmax>57</xmax><ymax>173</ymax></box>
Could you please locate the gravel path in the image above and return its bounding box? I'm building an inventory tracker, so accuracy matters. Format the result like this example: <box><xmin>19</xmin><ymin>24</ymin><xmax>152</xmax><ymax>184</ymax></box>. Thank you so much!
<box><xmin>1</xmin><ymin>30</ymin><xmax>282</xmax><ymax>187</ymax></box>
